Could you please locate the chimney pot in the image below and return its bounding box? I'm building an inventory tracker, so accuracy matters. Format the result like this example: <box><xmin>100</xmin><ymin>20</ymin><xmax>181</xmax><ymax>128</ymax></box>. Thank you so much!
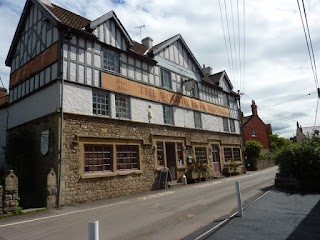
<box><xmin>251</xmin><ymin>100</ymin><xmax>258</xmax><ymax>116</ymax></box>
<box><xmin>142</xmin><ymin>37</ymin><xmax>153</xmax><ymax>49</ymax></box>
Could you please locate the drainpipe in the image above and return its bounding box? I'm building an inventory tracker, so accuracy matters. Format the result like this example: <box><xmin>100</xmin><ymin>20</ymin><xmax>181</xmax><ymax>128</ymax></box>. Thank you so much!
<box><xmin>57</xmin><ymin>29</ymin><xmax>73</xmax><ymax>208</ymax></box>
<box><xmin>57</xmin><ymin>30</ymin><xmax>64</xmax><ymax>208</ymax></box>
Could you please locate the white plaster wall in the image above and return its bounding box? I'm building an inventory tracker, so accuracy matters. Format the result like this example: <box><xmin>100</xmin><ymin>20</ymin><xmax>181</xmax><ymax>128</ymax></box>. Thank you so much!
<box><xmin>148</xmin><ymin>101</ymin><xmax>163</xmax><ymax>125</ymax></box>
<box><xmin>174</xmin><ymin>108</ymin><xmax>194</xmax><ymax>128</ymax></box>
<box><xmin>8</xmin><ymin>83</ymin><xmax>60</xmax><ymax>129</ymax></box>
<box><xmin>0</xmin><ymin>109</ymin><xmax>7</xmax><ymax>169</ymax></box>
<box><xmin>202</xmin><ymin>113</ymin><xmax>222</xmax><ymax>132</ymax></box>
<box><xmin>131</xmin><ymin>98</ymin><xmax>149</xmax><ymax>123</ymax></box>
<box><xmin>63</xmin><ymin>82</ymin><xmax>92</xmax><ymax>115</ymax></box>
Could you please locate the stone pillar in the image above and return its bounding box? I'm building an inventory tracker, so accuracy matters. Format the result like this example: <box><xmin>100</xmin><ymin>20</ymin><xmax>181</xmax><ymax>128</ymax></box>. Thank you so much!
<box><xmin>3</xmin><ymin>170</ymin><xmax>19</xmax><ymax>214</ymax></box>
<box><xmin>47</xmin><ymin>168</ymin><xmax>57</xmax><ymax>208</ymax></box>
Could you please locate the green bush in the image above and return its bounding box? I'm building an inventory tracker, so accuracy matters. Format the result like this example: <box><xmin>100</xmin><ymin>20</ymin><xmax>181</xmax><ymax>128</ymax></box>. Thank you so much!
<box><xmin>276</xmin><ymin>137</ymin><xmax>320</xmax><ymax>180</ymax></box>
<box><xmin>244</xmin><ymin>141</ymin><xmax>262</xmax><ymax>170</ymax></box>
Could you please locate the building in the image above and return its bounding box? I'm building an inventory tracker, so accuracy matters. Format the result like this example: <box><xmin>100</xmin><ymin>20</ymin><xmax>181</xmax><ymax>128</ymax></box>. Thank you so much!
<box><xmin>296</xmin><ymin>122</ymin><xmax>320</xmax><ymax>143</ymax></box>
<box><xmin>243</xmin><ymin>100</ymin><xmax>271</xmax><ymax>152</ymax></box>
<box><xmin>1</xmin><ymin>0</ymin><xmax>242</xmax><ymax>207</ymax></box>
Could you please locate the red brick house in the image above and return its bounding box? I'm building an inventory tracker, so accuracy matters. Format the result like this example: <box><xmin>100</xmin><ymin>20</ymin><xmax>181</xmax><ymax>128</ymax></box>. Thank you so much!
<box><xmin>243</xmin><ymin>100</ymin><xmax>271</xmax><ymax>152</ymax></box>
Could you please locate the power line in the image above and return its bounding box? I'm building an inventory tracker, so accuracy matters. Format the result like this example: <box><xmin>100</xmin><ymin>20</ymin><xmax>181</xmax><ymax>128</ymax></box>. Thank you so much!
<box><xmin>301</xmin><ymin>0</ymin><xmax>319</xmax><ymax>89</ymax></box>
<box><xmin>230</xmin><ymin>0</ymin><xmax>238</xmax><ymax>90</ymax></box>
<box><xmin>223</xmin><ymin>0</ymin><xmax>235</xmax><ymax>83</ymax></box>
<box><xmin>261</xmin><ymin>91</ymin><xmax>316</xmax><ymax>109</ymax></box>
<box><xmin>297</xmin><ymin>0</ymin><xmax>318</xmax><ymax>89</ymax></box>
<box><xmin>218</xmin><ymin>0</ymin><xmax>232</xmax><ymax>78</ymax></box>
<box><xmin>242</xmin><ymin>0</ymin><xmax>245</xmax><ymax>92</ymax></box>
<box><xmin>237</xmin><ymin>0</ymin><xmax>242</xmax><ymax>92</ymax></box>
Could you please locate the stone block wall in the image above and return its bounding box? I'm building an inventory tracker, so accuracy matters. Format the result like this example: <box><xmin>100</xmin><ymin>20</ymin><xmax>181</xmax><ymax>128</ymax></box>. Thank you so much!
<box><xmin>62</xmin><ymin>113</ymin><xmax>241</xmax><ymax>205</ymax></box>
<box><xmin>1</xmin><ymin>170</ymin><xmax>19</xmax><ymax>215</ymax></box>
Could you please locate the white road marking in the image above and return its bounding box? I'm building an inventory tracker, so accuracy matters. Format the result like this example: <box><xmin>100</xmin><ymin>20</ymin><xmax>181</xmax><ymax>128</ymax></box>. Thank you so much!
<box><xmin>137</xmin><ymin>191</ymin><xmax>175</xmax><ymax>200</ymax></box>
<box><xmin>0</xmin><ymin>201</ymin><xmax>130</xmax><ymax>228</ymax></box>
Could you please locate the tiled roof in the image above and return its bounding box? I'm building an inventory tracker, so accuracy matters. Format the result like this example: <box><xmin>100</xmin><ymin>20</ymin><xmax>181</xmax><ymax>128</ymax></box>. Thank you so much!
<box><xmin>209</xmin><ymin>71</ymin><xmax>224</xmax><ymax>85</ymax></box>
<box><xmin>130</xmin><ymin>41</ymin><xmax>148</xmax><ymax>55</ymax></box>
<box><xmin>45</xmin><ymin>3</ymin><xmax>91</xmax><ymax>31</ymax></box>
<box><xmin>242</xmin><ymin>116</ymin><xmax>253</xmax><ymax>126</ymax></box>
<box><xmin>301</xmin><ymin>126</ymin><xmax>320</xmax><ymax>138</ymax></box>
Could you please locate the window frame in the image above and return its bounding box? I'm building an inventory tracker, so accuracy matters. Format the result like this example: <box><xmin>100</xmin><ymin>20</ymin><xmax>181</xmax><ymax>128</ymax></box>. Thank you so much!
<box><xmin>93</xmin><ymin>91</ymin><xmax>110</xmax><ymax>116</ymax></box>
<box><xmin>103</xmin><ymin>48</ymin><xmax>120</xmax><ymax>73</ymax></box>
<box><xmin>194</xmin><ymin>111</ymin><xmax>202</xmax><ymax>129</ymax></box>
<box><xmin>251</xmin><ymin>127</ymin><xmax>256</xmax><ymax>137</ymax></box>
<box><xmin>223</xmin><ymin>147</ymin><xmax>242</xmax><ymax>162</ymax></box>
<box><xmin>230</xmin><ymin>119</ymin><xmax>236</xmax><ymax>133</ymax></box>
<box><xmin>80</xmin><ymin>139</ymin><xmax>142</xmax><ymax>178</ymax></box>
<box><xmin>223</xmin><ymin>118</ymin><xmax>229</xmax><ymax>132</ymax></box>
<box><xmin>163</xmin><ymin>104</ymin><xmax>174</xmax><ymax>125</ymax></box>
<box><xmin>194</xmin><ymin>146</ymin><xmax>207</xmax><ymax>165</ymax></box>
<box><xmin>160</xmin><ymin>68</ymin><xmax>172</xmax><ymax>89</ymax></box>
<box><xmin>115</xmin><ymin>94</ymin><xmax>130</xmax><ymax>119</ymax></box>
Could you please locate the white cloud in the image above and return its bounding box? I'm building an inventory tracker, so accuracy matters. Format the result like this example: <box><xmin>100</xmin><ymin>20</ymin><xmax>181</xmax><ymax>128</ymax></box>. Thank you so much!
<box><xmin>1</xmin><ymin>0</ymin><xmax>320</xmax><ymax>138</ymax></box>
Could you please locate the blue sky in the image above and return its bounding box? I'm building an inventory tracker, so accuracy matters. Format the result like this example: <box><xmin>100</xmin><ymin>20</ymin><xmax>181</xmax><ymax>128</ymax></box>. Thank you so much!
<box><xmin>1</xmin><ymin>0</ymin><xmax>320</xmax><ymax>138</ymax></box>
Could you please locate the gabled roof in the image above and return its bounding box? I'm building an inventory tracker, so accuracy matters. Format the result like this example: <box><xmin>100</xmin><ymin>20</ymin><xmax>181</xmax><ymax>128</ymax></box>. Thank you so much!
<box><xmin>242</xmin><ymin>116</ymin><xmax>254</xmax><ymax>126</ymax></box>
<box><xmin>148</xmin><ymin>34</ymin><xmax>205</xmax><ymax>77</ymax></box>
<box><xmin>6</xmin><ymin>0</ymin><xmax>96</xmax><ymax>66</ymax></box>
<box><xmin>89</xmin><ymin>11</ymin><xmax>133</xmax><ymax>46</ymax></box>
<box><xmin>209</xmin><ymin>70</ymin><xmax>233</xmax><ymax>90</ymax></box>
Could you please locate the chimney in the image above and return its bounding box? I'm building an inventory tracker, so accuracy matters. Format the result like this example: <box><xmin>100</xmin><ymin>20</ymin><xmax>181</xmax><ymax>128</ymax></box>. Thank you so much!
<box><xmin>0</xmin><ymin>87</ymin><xmax>7</xmax><ymax>98</ymax></box>
<box><xmin>203</xmin><ymin>65</ymin><xmax>213</xmax><ymax>75</ymax></box>
<box><xmin>142</xmin><ymin>37</ymin><xmax>153</xmax><ymax>49</ymax></box>
<box><xmin>251</xmin><ymin>100</ymin><xmax>258</xmax><ymax>116</ymax></box>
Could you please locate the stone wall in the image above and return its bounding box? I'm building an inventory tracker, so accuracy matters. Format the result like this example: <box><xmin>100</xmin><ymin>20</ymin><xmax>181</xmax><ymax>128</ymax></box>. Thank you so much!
<box><xmin>62</xmin><ymin>113</ymin><xmax>241</xmax><ymax>205</ymax></box>
<box><xmin>256</xmin><ymin>158</ymin><xmax>276</xmax><ymax>170</ymax></box>
<box><xmin>1</xmin><ymin>170</ymin><xmax>19</xmax><ymax>215</ymax></box>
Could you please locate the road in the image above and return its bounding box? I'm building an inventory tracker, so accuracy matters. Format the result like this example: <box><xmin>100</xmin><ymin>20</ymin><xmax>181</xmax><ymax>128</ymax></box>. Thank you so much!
<box><xmin>0</xmin><ymin>166</ymin><xmax>277</xmax><ymax>240</ymax></box>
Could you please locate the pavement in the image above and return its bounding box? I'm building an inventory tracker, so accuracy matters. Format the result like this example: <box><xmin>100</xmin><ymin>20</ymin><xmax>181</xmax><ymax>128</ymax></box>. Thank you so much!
<box><xmin>197</xmin><ymin>188</ymin><xmax>320</xmax><ymax>240</ymax></box>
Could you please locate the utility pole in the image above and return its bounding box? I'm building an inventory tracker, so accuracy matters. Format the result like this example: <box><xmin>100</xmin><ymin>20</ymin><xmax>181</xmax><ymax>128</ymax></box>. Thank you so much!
<box><xmin>237</xmin><ymin>90</ymin><xmax>246</xmax><ymax>168</ymax></box>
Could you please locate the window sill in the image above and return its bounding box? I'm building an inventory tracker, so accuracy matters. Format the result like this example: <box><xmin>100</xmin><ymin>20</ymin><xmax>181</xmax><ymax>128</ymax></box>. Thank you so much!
<box><xmin>156</xmin><ymin>166</ymin><xmax>165</xmax><ymax>171</ymax></box>
<box><xmin>81</xmin><ymin>170</ymin><xmax>142</xmax><ymax>179</ymax></box>
<box><xmin>177</xmin><ymin>165</ymin><xmax>186</xmax><ymax>169</ymax></box>
<box><xmin>81</xmin><ymin>172</ymin><xmax>117</xmax><ymax>179</ymax></box>
<box><xmin>117</xmin><ymin>170</ymin><xmax>142</xmax><ymax>176</ymax></box>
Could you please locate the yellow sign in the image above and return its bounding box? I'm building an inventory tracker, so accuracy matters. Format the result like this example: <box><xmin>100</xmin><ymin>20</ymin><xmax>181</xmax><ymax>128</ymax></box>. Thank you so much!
<box><xmin>102</xmin><ymin>72</ymin><xmax>230</xmax><ymax>117</ymax></box>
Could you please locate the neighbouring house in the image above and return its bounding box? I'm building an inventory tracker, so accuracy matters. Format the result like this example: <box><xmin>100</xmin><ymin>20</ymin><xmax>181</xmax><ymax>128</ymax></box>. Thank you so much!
<box><xmin>243</xmin><ymin>100</ymin><xmax>271</xmax><ymax>152</ymax></box>
<box><xmin>0</xmin><ymin>87</ymin><xmax>8</xmax><ymax>172</ymax></box>
<box><xmin>0</xmin><ymin>0</ymin><xmax>242</xmax><ymax>208</ymax></box>
<box><xmin>296</xmin><ymin>121</ymin><xmax>320</xmax><ymax>143</ymax></box>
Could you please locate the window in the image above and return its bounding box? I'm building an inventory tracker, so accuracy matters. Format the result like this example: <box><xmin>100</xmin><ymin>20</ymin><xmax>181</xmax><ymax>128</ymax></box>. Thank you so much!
<box><xmin>156</xmin><ymin>142</ymin><xmax>164</xmax><ymax>166</ymax></box>
<box><xmin>177</xmin><ymin>142</ymin><xmax>184</xmax><ymax>166</ymax></box>
<box><xmin>223</xmin><ymin>118</ymin><xmax>229</xmax><ymax>132</ymax></box>
<box><xmin>224</xmin><ymin>147</ymin><xmax>232</xmax><ymax>161</ymax></box>
<box><xmin>223</xmin><ymin>93</ymin><xmax>230</xmax><ymax>106</ymax></box>
<box><xmin>161</xmin><ymin>69</ymin><xmax>172</xmax><ymax>89</ymax></box>
<box><xmin>116</xmin><ymin>145</ymin><xmax>139</xmax><ymax>171</ymax></box>
<box><xmin>252</xmin><ymin>127</ymin><xmax>256</xmax><ymax>136</ymax></box>
<box><xmin>195</xmin><ymin>147</ymin><xmax>207</xmax><ymax>164</ymax></box>
<box><xmin>194</xmin><ymin>111</ymin><xmax>202</xmax><ymax>129</ymax></box>
<box><xmin>192</xmin><ymin>82</ymin><xmax>199</xmax><ymax>98</ymax></box>
<box><xmin>93</xmin><ymin>92</ymin><xmax>109</xmax><ymax>116</ymax></box>
<box><xmin>233</xmin><ymin>148</ymin><xmax>241</xmax><ymax>161</ymax></box>
<box><xmin>230</xmin><ymin>119</ymin><xmax>236</xmax><ymax>133</ymax></box>
<box><xmin>115</xmin><ymin>94</ymin><xmax>130</xmax><ymax>119</ymax></box>
<box><xmin>84</xmin><ymin>145</ymin><xmax>113</xmax><ymax>173</ymax></box>
<box><xmin>163</xmin><ymin>105</ymin><xmax>174</xmax><ymax>125</ymax></box>
<box><xmin>103</xmin><ymin>49</ymin><xmax>120</xmax><ymax>73</ymax></box>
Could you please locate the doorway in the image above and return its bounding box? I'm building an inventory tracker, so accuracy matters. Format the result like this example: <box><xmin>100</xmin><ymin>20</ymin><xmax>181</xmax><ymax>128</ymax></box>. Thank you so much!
<box><xmin>211</xmin><ymin>144</ymin><xmax>221</xmax><ymax>174</ymax></box>
<box><xmin>165</xmin><ymin>142</ymin><xmax>177</xmax><ymax>180</ymax></box>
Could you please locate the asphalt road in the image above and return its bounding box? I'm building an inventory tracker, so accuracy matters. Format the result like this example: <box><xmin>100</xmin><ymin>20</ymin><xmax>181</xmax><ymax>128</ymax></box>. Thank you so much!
<box><xmin>205</xmin><ymin>188</ymin><xmax>320</xmax><ymax>240</ymax></box>
<box><xmin>0</xmin><ymin>167</ymin><xmax>277</xmax><ymax>240</ymax></box>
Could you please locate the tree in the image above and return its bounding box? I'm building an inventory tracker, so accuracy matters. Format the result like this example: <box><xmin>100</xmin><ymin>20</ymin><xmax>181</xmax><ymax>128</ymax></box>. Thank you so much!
<box><xmin>269</xmin><ymin>134</ymin><xmax>290</xmax><ymax>153</ymax></box>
